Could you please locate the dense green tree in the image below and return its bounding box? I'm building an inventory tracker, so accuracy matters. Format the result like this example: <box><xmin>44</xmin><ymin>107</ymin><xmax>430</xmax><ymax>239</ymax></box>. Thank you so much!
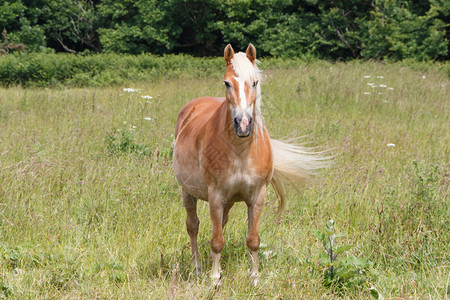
<box><xmin>41</xmin><ymin>0</ymin><xmax>100</xmax><ymax>53</ymax></box>
<box><xmin>96</xmin><ymin>0</ymin><xmax>171</xmax><ymax>54</ymax></box>
<box><xmin>0</xmin><ymin>0</ymin><xmax>447</xmax><ymax>60</ymax></box>
<box><xmin>359</xmin><ymin>0</ymin><xmax>447</xmax><ymax>60</ymax></box>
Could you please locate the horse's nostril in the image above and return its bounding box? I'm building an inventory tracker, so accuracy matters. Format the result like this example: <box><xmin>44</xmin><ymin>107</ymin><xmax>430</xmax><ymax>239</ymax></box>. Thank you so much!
<box><xmin>234</xmin><ymin>117</ymin><xmax>239</xmax><ymax>127</ymax></box>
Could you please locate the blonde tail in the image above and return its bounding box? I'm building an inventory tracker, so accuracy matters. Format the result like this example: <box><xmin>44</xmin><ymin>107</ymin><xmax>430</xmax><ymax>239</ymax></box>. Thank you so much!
<box><xmin>270</xmin><ymin>138</ymin><xmax>329</xmax><ymax>212</ymax></box>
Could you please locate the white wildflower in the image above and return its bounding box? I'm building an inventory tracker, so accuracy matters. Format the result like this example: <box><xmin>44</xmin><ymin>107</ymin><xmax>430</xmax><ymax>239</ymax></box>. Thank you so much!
<box><xmin>123</xmin><ymin>88</ymin><xmax>141</xmax><ymax>93</ymax></box>
<box><xmin>387</xmin><ymin>87</ymin><xmax>394</xmax><ymax>90</ymax></box>
<box><xmin>379</xmin><ymin>84</ymin><xmax>387</xmax><ymax>88</ymax></box>
<box><xmin>422</xmin><ymin>76</ymin><xmax>426</xmax><ymax>79</ymax></box>
<box><xmin>364</xmin><ymin>75</ymin><xmax>371</xmax><ymax>78</ymax></box>
<box><xmin>386</xmin><ymin>143</ymin><xmax>395</xmax><ymax>147</ymax></box>
<box><xmin>383</xmin><ymin>100</ymin><xmax>389</xmax><ymax>103</ymax></box>
<box><xmin>144</xmin><ymin>117</ymin><xmax>153</xmax><ymax>121</ymax></box>
<box><xmin>132</xmin><ymin>125</ymin><xmax>137</xmax><ymax>129</ymax></box>
<box><xmin>377</xmin><ymin>76</ymin><xmax>384</xmax><ymax>79</ymax></box>
<box><xmin>141</xmin><ymin>95</ymin><xmax>153</xmax><ymax>99</ymax></box>
<box><xmin>14</xmin><ymin>268</ymin><xmax>24</xmax><ymax>276</ymax></box>
<box><xmin>364</xmin><ymin>92</ymin><xmax>371</xmax><ymax>95</ymax></box>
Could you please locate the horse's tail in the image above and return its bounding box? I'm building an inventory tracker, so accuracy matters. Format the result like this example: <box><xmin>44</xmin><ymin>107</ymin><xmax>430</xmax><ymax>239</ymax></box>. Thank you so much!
<box><xmin>270</xmin><ymin>138</ymin><xmax>330</xmax><ymax>213</ymax></box>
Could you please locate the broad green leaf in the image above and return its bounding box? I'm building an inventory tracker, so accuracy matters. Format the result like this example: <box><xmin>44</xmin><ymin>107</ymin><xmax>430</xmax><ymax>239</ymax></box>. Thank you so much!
<box><xmin>335</xmin><ymin>244</ymin><xmax>355</xmax><ymax>255</ymax></box>
<box><xmin>310</xmin><ymin>229</ymin><xmax>325</xmax><ymax>242</ymax></box>
<box><xmin>334</xmin><ymin>231</ymin><xmax>346</xmax><ymax>239</ymax></box>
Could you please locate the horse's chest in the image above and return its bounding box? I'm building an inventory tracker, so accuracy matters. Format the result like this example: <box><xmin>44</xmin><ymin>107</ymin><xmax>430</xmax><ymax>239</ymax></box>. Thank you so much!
<box><xmin>226</xmin><ymin>171</ymin><xmax>254</xmax><ymax>188</ymax></box>
<box><xmin>223</xmin><ymin>161</ymin><xmax>264</xmax><ymax>196</ymax></box>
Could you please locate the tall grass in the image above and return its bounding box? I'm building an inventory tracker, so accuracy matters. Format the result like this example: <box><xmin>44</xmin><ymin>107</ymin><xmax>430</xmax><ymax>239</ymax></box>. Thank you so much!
<box><xmin>0</xmin><ymin>61</ymin><xmax>448</xmax><ymax>298</ymax></box>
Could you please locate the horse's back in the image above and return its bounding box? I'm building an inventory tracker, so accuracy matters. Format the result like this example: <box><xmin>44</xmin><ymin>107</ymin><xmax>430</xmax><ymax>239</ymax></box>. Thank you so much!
<box><xmin>175</xmin><ymin>97</ymin><xmax>225</xmax><ymax>138</ymax></box>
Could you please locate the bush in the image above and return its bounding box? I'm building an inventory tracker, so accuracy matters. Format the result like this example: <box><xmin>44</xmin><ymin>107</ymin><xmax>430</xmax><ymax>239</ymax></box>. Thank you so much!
<box><xmin>1</xmin><ymin>52</ymin><xmax>448</xmax><ymax>87</ymax></box>
<box><xmin>0</xmin><ymin>52</ymin><xmax>225</xmax><ymax>87</ymax></box>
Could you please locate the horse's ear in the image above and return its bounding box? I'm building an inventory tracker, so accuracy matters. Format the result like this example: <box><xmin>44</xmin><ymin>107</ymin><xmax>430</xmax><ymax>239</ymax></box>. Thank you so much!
<box><xmin>224</xmin><ymin>44</ymin><xmax>234</xmax><ymax>65</ymax></box>
<box><xmin>246</xmin><ymin>43</ymin><xmax>256</xmax><ymax>64</ymax></box>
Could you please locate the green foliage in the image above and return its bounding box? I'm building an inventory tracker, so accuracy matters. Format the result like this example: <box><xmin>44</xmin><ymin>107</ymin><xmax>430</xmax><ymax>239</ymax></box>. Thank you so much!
<box><xmin>0</xmin><ymin>0</ymin><xmax>447</xmax><ymax>60</ymax></box>
<box><xmin>1</xmin><ymin>0</ymin><xmax>99</xmax><ymax>53</ymax></box>
<box><xmin>0</xmin><ymin>29</ymin><xmax>26</xmax><ymax>55</ymax></box>
<box><xmin>8</xmin><ymin>22</ymin><xmax>46</xmax><ymax>52</ymax></box>
<box><xmin>0</xmin><ymin>1</ymin><xmax>26</xmax><ymax>29</ymax></box>
<box><xmin>105</xmin><ymin>122</ymin><xmax>174</xmax><ymax>160</ymax></box>
<box><xmin>0</xmin><ymin>52</ymin><xmax>225</xmax><ymax>87</ymax></box>
<box><xmin>41</xmin><ymin>0</ymin><xmax>99</xmax><ymax>52</ymax></box>
<box><xmin>1</xmin><ymin>52</ymin><xmax>448</xmax><ymax>88</ymax></box>
<box><xmin>105</xmin><ymin>123</ymin><xmax>153</xmax><ymax>157</ymax></box>
<box><xmin>311</xmin><ymin>220</ymin><xmax>375</xmax><ymax>289</ymax></box>
<box><xmin>359</xmin><ymin>0</ymin><xmax>448</xmax><ymax>60</ymax></box>
<box><xmin>97</xmin><ymin>0</ymin><xmax>183</xmax><ymax>54</ymax></box>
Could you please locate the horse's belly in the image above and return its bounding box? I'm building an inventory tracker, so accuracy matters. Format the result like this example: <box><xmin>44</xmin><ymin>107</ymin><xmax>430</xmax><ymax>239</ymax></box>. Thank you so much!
<box><xmin>173</xmin><ymin>148</ymin><xmax>208</xmax><ymax>200</ymax></box>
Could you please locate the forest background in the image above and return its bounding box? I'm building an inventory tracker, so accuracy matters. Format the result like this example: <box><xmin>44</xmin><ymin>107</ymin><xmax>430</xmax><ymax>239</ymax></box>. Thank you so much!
<box><xmin>1</xmin><ymin>0</ymin><xmax>448</xmax><ymax>61</ymax></box>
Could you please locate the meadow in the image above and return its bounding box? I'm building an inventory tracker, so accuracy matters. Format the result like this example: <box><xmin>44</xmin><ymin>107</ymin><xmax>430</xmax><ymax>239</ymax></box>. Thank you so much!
<box><xmin>0</xmin><ymin>59</ymin><xmax>448</xmax><ymax>298</ymax></box>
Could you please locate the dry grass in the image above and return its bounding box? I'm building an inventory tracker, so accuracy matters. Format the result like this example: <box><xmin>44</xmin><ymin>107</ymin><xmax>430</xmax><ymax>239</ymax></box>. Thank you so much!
<box><xmin>0</xmin><ymin>60</ymin><xmax>448</xmax><ymax>298</ymax></box>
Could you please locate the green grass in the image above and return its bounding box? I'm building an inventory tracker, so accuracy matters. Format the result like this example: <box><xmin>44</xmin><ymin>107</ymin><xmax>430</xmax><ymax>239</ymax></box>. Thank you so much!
<box><xmin>0</xmin><ymin>60</ymin><xmax>448</xmax><ymax>298</ymax></box>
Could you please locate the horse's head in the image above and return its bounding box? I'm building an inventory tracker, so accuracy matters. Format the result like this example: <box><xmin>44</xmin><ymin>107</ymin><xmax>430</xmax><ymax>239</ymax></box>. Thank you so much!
<box><xmin>224</xmin><ymin>43</ymin><xmax>260</xmax><ymax>138</ymax></box>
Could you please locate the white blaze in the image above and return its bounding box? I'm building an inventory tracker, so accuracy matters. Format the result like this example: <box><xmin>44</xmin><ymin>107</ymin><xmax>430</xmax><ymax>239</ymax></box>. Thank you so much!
<box><xmin>233</xmin><ymin>76</ymin><xmax>247</xmax><ymax>109</ymax></box>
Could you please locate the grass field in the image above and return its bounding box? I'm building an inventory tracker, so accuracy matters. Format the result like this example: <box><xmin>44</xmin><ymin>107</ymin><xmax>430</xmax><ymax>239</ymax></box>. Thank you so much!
<box><xmin>0</xmin><ymin>60</ymin><xmax>448</xmax><ymax>298</ymax></box>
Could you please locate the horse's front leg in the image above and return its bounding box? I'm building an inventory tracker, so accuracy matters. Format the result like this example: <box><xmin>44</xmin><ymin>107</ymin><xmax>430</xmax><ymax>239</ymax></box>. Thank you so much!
<box><xmin>208</xmin><ymin>187</ymin><xmax>225</xmax><ymax>286</ymax></box>
<box><xmin>246</xmin><ymin>185</ymin><xmax>266</xmax><ymax>286</ymax></box>
<box><xmin>182</xmin><ymin>190</ymin><xmax>201</xmax><ymax>275</ymax></box>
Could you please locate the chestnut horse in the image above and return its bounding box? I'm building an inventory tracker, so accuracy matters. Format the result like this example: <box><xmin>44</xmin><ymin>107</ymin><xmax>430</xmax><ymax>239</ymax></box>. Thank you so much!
<box><xmin>173</xmin><ymin>44</ymin><xmax>324</xmax><ymax>285</ymax></box>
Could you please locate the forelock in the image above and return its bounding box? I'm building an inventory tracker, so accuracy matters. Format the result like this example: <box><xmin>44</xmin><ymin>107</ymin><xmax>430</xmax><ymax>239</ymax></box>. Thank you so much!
<box><xmin>231</xmin><ymin>52</ymin><xmax>261</xmax><ymax>83</ymax></box>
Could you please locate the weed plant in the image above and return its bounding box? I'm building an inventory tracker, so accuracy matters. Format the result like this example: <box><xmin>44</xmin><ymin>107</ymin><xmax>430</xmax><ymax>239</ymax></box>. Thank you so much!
<box><xmin>311</xmin><ymin>220</ymin><xmax>376</xmax><ymax>292</ymax></box>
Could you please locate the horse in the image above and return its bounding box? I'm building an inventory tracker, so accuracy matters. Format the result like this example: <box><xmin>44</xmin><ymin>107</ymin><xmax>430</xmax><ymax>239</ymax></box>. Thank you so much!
<box><xmin>173</xmin><ymin>43</ymin><xmax>325</xmax><ymax>285</ymax></box>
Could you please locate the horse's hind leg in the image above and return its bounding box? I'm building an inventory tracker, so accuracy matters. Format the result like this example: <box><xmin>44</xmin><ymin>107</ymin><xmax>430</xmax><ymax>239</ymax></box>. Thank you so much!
<box><xmin>182</xmin><ymin>190</ymin><xmax>201</xmax><ymax>275</ymax></box>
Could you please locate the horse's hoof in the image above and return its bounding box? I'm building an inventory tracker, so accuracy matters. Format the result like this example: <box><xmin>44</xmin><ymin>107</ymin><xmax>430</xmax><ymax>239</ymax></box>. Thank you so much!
<box><xmin>250</xmin><ymin>273</ymin><xmax>260</xmax><ymax>286</ymax></box>
<box><xmin>212</xmin><ymin>276</ymin><xmax>222</xmax><ymax>288</ymax></box>
<box><xmin>211</xmin><ymin>271</ymin><xmax>222</xmax><ymax>288</ymax></box>
<box><xmin>192</xmin><ymin>261</ymin><xmax>202</xmax><ymax>276</ymax></box>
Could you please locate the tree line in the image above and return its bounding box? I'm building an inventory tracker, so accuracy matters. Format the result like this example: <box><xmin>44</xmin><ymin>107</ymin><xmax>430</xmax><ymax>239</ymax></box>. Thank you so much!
<box><xmin>1</xmin><ymin>0</ymin><xmax>448</xmax><ymax>60</ymax></box>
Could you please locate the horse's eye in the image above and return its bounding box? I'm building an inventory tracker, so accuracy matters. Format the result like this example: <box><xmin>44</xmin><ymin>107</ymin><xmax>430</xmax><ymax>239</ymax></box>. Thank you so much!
<box><xmin>224</xmin><ymin>81</ymin><xmax>232</xmax><ymax>88</ymax></box>
<box><xmin>253</xmin><ymin>80</ymin><xmax>259</xmax><ymax>88</ymax></box>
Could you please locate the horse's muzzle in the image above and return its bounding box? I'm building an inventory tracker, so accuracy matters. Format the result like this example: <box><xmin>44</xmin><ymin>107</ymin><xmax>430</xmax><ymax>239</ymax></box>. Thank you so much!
<box><xmin>233</xmin><ymin>112</ymin><xmax>253</xmax><ymax>137</ymax></box>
